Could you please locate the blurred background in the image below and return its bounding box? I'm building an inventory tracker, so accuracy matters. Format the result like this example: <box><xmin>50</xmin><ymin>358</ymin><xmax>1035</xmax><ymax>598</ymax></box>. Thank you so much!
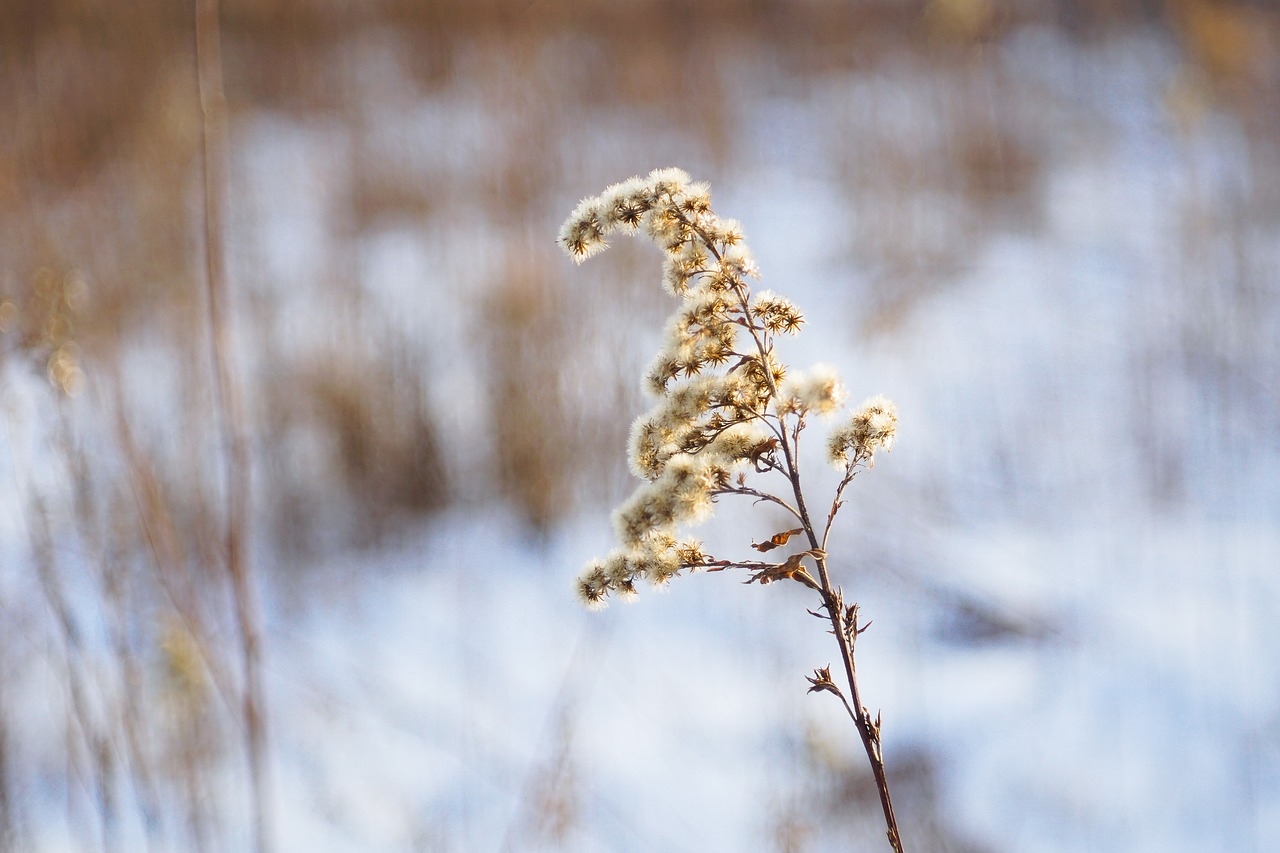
<box><xmin>1</xmin><ymin>0</ymin><xmax>1278</xmax><ymax>850</ymax></box>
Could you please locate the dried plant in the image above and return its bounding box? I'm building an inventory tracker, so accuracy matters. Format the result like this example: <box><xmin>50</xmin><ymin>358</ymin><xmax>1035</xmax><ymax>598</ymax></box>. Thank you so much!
<box><xmin>559</xmin><ymin>168</ymin><xmax>905</xmax><ymax>852</ymax></box>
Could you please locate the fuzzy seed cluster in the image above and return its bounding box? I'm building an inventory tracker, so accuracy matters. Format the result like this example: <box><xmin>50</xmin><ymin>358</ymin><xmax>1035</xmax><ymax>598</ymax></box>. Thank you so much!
<box><xmin>827</xmin><ymin>395</ymin><xmax>898</xmax><ymax>469</ymax></box>
<box><xmin>560</xmin><ymin>169</ymin><xmax>896</xmax><ymax>608</ymax></box>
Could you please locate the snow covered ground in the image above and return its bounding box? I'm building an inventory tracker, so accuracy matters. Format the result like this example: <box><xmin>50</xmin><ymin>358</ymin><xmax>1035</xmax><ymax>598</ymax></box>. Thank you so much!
<box><xmin>3</xmin><ymin>13</ymin><xmax>1278</xmax><ymax>853</ymax></box>
<box><xmin>251</xmin><ymin>26</ymin><xmax>1280</xmax><ymax>849</ymax></box>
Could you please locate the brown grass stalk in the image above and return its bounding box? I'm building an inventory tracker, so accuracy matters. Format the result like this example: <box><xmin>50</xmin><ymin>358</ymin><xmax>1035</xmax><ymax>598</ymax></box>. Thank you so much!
<box><xmin>194</xmin><ymin>2</ymin><xmax>271</xmax><ymax>850</ymax></box>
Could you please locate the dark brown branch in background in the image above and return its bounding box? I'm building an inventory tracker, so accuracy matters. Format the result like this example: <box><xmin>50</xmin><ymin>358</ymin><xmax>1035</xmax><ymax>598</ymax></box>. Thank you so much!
<box><xmin>194</xmin><ymin>2</ymin><xmax>272</xmax><ymax>851</ymax></box>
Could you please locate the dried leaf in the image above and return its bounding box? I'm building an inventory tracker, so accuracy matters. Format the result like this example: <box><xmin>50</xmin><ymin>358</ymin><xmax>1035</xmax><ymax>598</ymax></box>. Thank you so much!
<box><xmin>778</xmin><ymin>552</ymin><xmax>806</xmax><ymax>573</ymax></box>
<box><xmin>751</xmin><ymin>526</ymin><xmax>805</xmax><ymax>553</ymax></box>
<box><xmin>743</xmin><ymin>552</ymin><xmax>821</xmax><ymax>591</ymax></box>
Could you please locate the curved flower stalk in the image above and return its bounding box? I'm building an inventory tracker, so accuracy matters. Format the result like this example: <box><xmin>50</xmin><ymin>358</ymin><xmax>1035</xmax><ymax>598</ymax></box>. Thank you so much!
<box><xmin>559</xmin><ymin>168</ymin><xmax>905</xmax><ymax>852</ymax></box>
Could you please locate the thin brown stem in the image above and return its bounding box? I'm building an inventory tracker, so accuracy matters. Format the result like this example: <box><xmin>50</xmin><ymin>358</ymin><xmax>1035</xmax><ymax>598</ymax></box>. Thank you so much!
<box><xmin>821</xmin><ymin>468</ymin><xmax>859</xmax><ymax>551</ymax></box>
<box><xmin>713</xmin><ymin>484</ymin><xmax>804</xmax><ymax>522</ymax></box>
<box><xmin>194</xmin><ymin>2</ymin><xmax>271</xmax><ymax>850</ymax></box>
<box><xmin>737</xmin><ymin>321</ymin><xmax>904</xmax><ymax>850</ymax></box>
<box><xmin>673</xmin><ymin>208</ymin><xmax>905</xmax><ymax>852</ymax></box>
<box><xmin>820</xmin><ymin>585</ymin><xmax>904</xmax><ymax>853</ymax></box>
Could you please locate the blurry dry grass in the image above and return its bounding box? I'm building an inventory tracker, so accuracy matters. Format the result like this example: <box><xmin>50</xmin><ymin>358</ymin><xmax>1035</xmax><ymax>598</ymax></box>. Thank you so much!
<box><xmin>260</xmin><ymin>336</ymin><xmax>450</xmax><ymax>552</ymax></box>
<box><xmin>768</xmin><ymin>727</ymin><xmax>997</xmax><ymax>853</ymax></box>
<box><xmin>759</xmin><ymin>714</ymin><xmax>1003</xmax><ymax>853</ymax></box>
<box><xmin>482</xmin><ymin>252</ymin><xmax>577</xmax><ymax>536</ymax></box>
<box><xmin>0</xmin><ymin>0</ymin><xmax>1277</xmax><ymax>848</ymax></box>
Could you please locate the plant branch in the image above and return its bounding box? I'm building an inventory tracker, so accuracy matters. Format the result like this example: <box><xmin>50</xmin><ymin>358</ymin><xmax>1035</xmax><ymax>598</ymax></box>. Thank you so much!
<box><xmin>821</xmin><ymin>468</ymin><xmax>859</xmax><ymax>551</ymax></box>
<box><xmin>822</xmin><ymin>592</ymin><xmax>903</xmax><ymax>852</ymax></box>
<box><xmin>568</xmin><ymin>183</ymin><xmax>905</xmax><ymax>851</ymax></box>
<box><xmin>712</xmin><ymin>483</ymin><xmax>804</xmax><ymax>522</ymax></box>
<box><xmin>676</xmin><ymin>209</ymin><xmax>905</xmax><ymax>852</ymax></box>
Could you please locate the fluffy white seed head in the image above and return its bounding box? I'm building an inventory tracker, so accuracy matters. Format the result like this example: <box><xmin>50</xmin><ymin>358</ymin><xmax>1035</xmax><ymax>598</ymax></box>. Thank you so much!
<box><xmin>647</xmin><ymin>167</ymin><xmax>691</xmax><ymax>196</ymax></box>
<box><xmin>827</xmin><ymin>395</ymin><xmax>898</xmax><ymax>469</ymax></box>
<box><xmin>778</xmin><ymin>364</ymin><xmax>847</xmax><ymax>417</ymax></box>
<box><xmin>564</xmin><ymin>169</ymin><xmax>896</xmax><ymax>608</ymax></box>
<box><xmin>558</xmin><ymin>197</ymin><xmax>610</xmax><ymax>263</ymax></box>
<box><xmin>627</xmin><ymin>415</ymin><xmax>668</xmax><ymax>480</ymax></box>
<box><xmin>575</xmin><ymin>560</ymin><xmax>611</xmax><ymax>610</ymax></box>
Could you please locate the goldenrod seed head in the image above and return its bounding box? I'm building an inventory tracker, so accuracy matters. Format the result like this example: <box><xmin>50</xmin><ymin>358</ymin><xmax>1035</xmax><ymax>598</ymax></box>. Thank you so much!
<box><xmin>827</xmin><ymin>395</ymin><xmax>898</xmax><ymax>468</ymax></box>
<box><xmin>720</xmin><ymin>245</ymin><xmax>760</xmax><ymax>280</ymax></box>
<box><xmin>780</xmin><ymin>364</ymin><xmax>847</xmax><ymax>417</ymax></box>
<box><xmin>705</xmin><ymin>421</ymin><xmax>771</xmax><ymax>465</ymax></box>
<box><xmin>561</xmin><ymin>169</ymin><xmax>887</xmax><ymax>606</ymax></box>
<box><xmin>717</xmin><ymin>219</ymin><xmax>746</xmax><ymax>247</ymax></box>
<box><xmin>558</xmin><ymin>197</ymin><xmax>610</xmax><ymax>263</ymax></box>
<box><xmin>576</xmin><ymin>562</ymin><xmax>611</xmax><ymax>610</ymax></box>
<box><xmin>633</xmin><ymin>535</ymin><xmax>682</xmax><ymax>587</ymax></box>
<box><xmin>675</xmin><ymin>539</ymin><xmax>708</xmax><ymax>567</ymax></box>
<box><xmin>644</xmin><ymin>207</ymin><xmax>684</xmax><ymax>246</ymax></box>
<box><xmin>643</xmin><ymin>355</ymin><xmax>681</xmax><ymax>396</ymax></box>
<box><xmin>613</xmin><ymin>484</ymin><xmax>673</xmax><ymax>546</ymax></box>
<box><xmin>647</xmin><ymin>167</ymin><xmax>691</xmax><ymax>196</ymax></box>
<box><xmin>600</xmin><ymin>176</ymin><xmax>652</xmax><ymax>231</ymax></box>
<box><xmin>666</xmin><ymin>376</ymin><xmax>720</xmax><ymax>422</ymax></box>
<box><xmin>680</xmin><ymin>182</ymin><xmax>713</xmax><ymax>219</ymax></box>
<box><xmin>627</xmin><ymin>415</ymin><xmax>668</xmax><ymax>480</ymax></box>
<box><xmin>751</xmin><ymin>290</ymin><xmax>803</xmax><ymax>334</ymax></box>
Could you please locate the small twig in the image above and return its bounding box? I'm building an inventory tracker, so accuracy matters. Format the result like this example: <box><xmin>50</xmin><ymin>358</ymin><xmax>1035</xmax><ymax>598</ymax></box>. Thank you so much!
<box><xmin>822</xmin><ymin>469</ymin><xmax>858</xmax><ymax>550</ymax></box>
<box><xmin>712</xmin><ymin>483</ymin><xmax>804</xmax><ymax>522</ymax></box>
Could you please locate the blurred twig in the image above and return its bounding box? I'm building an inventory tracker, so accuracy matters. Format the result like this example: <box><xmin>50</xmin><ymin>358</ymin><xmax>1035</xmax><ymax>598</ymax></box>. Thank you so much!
<box><xmin>194</xmin><ymin>1</ymin><xmax>271</xmax><ymax>850</ymax></box>
<box><xmin>27</xmin><ymin>493</ymin><xmax>113</xmax><ymax>852</ymax></box>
